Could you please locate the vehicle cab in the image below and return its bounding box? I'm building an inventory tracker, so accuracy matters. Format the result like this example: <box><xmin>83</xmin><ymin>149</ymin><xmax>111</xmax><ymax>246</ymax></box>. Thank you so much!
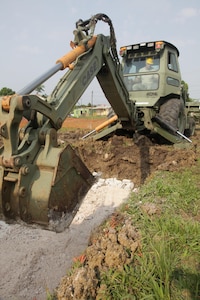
<box><xmin>120</xmin><ymin>41</ymin><xmax>182</xmax><ymax>108</ymax></box>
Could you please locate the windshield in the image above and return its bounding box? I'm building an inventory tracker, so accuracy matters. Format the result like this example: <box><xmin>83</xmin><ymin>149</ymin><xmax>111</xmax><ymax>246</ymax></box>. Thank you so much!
<box><xmin>123</xmin><ymin>55</ymin><xmax>160</xmax><ymax>91</ymax></box>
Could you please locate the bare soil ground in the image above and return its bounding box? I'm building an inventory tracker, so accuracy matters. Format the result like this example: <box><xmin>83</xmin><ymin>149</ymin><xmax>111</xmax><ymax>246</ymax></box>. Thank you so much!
<box><xmin>61</xmin><ymin>118</ymin><xmax>198</xmax><ymax>187</ymax></box>
<box><xmin>0</xmin><ymin>117</ymin><xmax>199</xmax><ymax>300</ymax></box>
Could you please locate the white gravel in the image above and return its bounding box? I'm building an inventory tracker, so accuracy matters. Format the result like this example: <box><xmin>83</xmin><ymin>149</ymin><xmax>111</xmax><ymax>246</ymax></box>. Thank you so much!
<box><xmin>0</xmin><ymin>176</ymin><xmax>134</xmax><ymax>300</ymax></box>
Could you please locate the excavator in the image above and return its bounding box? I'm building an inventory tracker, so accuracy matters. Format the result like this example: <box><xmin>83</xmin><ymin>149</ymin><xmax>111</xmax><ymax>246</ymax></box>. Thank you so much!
<box><xmin>0</xmin><ymin>13</ymin><xmax>197</xmax><ymax>230</ymax></box>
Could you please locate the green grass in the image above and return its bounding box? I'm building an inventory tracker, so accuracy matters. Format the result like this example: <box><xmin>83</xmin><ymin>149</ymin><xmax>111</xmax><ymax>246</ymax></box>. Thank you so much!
<box><xmin>101</xmin><ymin>166</ymin><xmax>200</xmax><ymax>300</ymax></box>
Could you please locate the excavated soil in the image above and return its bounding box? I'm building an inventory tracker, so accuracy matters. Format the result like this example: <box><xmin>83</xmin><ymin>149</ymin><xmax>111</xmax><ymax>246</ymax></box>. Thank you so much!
<box><xmin>60</xmin><ymin>118</ymin><xmax>199</xmax><ymax>187</ymax></box>
<box><xmin>56</xmin><ymin>212</ymin><xmax>141</xmax><ymax>300</ymax></box>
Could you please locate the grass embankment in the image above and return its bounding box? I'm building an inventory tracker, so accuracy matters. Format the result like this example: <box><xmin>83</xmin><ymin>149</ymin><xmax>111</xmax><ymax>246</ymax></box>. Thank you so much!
<box><xmin>102</xmin><ymin>166</ymin><xmax>200</xmax><ymax>299</ymax></box>
<box><xmin>49</xmin><ymin>163</ymin><xmax>200</xmax><ymax>300</ymax></box>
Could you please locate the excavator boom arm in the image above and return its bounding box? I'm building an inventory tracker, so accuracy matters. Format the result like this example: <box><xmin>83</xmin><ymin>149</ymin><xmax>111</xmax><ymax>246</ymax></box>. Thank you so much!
<box><xmin>46</xmin><ymin>34</ymin><xmax>136</xmax><ymax>130</ymax></box>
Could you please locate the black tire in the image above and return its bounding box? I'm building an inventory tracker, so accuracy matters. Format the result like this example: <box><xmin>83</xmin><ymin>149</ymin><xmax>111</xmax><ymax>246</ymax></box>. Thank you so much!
<box><xmin>184</xmin><ymin>117</ymin><xmax>196</xmax><ymax>137</ymax></box>
<box><xmin>158</xmin><ymin>98</ymin><xmax>186</xmax><ymax>133</ymax></box>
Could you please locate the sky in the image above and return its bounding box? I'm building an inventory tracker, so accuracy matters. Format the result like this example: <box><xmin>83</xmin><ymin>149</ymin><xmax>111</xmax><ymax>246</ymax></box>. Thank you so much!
<box><xmin>0</xmin><ymin>0</ymin><xmax>200</xmax><ymax>105</ymax></box>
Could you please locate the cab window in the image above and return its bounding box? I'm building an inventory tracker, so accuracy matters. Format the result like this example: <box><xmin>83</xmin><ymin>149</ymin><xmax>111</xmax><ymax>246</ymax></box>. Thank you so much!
<box><xmin>168</xmin><ymin>52</ymin><xmax>178</xmax><ymax>72</ymax></box>
<box><xmin>123</xmin><ymin>55</ymin><xmax>160</xmax><ymax>74</ymax></box>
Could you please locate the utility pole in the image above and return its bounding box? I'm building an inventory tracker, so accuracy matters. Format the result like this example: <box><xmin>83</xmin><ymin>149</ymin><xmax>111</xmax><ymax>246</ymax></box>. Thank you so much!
<box><xmin>91</xmin><ymin>90</ymin><xmax>93</xmax><ymax>107</ymax></box>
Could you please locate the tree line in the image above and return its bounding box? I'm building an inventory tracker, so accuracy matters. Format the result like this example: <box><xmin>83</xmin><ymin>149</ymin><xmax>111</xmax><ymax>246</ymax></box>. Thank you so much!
<box><xmin>0</xmin><ymin>85</ymin><xmax>46</xmax><ymax>97</ymax></box>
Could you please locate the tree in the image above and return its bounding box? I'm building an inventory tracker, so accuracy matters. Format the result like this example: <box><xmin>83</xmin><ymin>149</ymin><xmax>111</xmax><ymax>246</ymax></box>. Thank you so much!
<box><xmin>0</xmin><ymin>87</ymin><xmax>15</xmax><ymax>96</ymax></box>
<box><xmin>181</xmin><ymin>80</ymin><xmax>192</xmax><ymax>102</ymax></box>
<box><xmin>33</xmin><ymin>84</ymin><xmax>48</xmax><ymax>99</ymax></box>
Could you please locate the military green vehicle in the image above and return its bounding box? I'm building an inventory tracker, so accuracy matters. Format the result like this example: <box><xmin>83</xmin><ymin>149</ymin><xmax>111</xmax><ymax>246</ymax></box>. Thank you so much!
<box><xmin>0</xmin><ymin>14</ymin><xmax>198</xmax><ymax>229</ymax></box>
<box><xmin>90</xmin><ymin>40</ymin><xmax>196</xmax><ymax>142</ymax></box>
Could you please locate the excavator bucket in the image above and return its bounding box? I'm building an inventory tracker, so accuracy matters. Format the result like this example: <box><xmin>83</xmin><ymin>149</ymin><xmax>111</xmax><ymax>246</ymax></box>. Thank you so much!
<box><xmin>0</xmin><ymin>64</ymin><xmax>97</xmax><ymax>231</ymax></box>
<box><xmin>0</xmin><ymin>143</ymin><xmax>94</xmax><ymax>231</ymax></box>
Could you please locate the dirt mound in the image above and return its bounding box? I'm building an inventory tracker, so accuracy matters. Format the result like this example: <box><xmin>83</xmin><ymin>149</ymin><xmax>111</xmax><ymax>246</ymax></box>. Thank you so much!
<box><xmin>59</xmin><ymin>131</ymin><xmax>198</xmax><ymax>187</ymax></box>
<box><xmin>56</xmin><ymin>212</ymin><xmax>141</xmax><ymax>299</ymax></box>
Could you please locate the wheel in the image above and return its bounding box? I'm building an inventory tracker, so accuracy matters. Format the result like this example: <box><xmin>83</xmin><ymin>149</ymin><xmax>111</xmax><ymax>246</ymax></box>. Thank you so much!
<box><xmin>184</xmin><ymin>117</ymin><xmax>196</xmax><ymax>137</ymax></box>
<box><xmin>158</xmin><ymin>98</ymin><xmax>186</xmax><ymax>133</ymax></box>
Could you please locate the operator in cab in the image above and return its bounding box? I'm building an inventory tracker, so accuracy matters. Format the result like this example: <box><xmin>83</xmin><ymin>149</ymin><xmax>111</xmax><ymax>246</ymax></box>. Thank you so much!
<box><xmin>139</xmin><ymin>57</ymin><xmax>158</xmax><ymax>72</ymax></box>
<box><xmin>135</xmin><ymin>57</ymin><xmax>158</xmax><ymax>90</ymax></box>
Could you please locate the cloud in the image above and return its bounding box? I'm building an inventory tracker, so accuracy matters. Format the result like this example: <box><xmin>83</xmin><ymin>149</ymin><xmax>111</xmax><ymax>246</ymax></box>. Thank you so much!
<box><xmin>175</xmin><ymin>7</ymin><xmax>200</xmax><ymax>23</ymax></box>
